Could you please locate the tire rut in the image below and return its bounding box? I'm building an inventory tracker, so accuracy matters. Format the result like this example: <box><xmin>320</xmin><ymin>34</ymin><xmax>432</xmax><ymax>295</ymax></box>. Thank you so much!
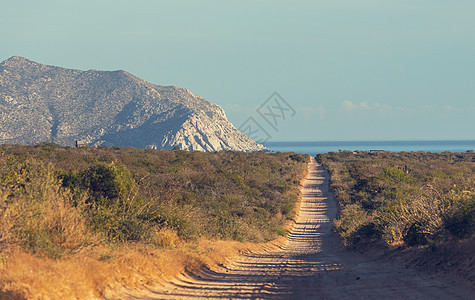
<box><xmin>124</xmin><ymin>158</ymin><xmax>472</xmax><ymax>299</ymax></box>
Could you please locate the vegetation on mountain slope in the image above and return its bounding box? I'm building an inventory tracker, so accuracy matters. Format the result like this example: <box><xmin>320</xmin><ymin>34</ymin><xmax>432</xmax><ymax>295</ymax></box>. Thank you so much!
<box><xmin>0</xmin><ymin>56</ymin><xmax>265</xmax><ymax>151</ymax></box>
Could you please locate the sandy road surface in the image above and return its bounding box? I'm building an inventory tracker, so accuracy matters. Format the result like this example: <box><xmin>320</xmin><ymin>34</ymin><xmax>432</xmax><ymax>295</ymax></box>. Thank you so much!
<box><xmin>127</xmin><ymin>158</ymin><xmax>472</xmax><ymax>299</ymax></box>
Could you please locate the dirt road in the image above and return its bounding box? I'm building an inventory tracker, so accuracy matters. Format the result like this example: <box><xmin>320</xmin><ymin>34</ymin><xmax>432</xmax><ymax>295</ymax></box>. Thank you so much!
<box><xmin>132</xmin><ymin>158</ymin><xmax>472</xmax><ymax>299</ymax></box>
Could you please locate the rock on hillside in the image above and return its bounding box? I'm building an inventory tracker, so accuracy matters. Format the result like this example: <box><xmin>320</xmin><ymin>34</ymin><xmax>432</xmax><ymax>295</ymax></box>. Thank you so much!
<box><xmin>0</xmin><ymin>56</ymin><xmax>265</xmax><ymax>152</ymax></box>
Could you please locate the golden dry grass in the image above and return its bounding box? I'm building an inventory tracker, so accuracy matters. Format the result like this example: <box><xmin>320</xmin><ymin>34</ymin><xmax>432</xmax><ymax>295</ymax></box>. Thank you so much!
<box><xmin>0</xmin><ymin>237</ymin><xmax>292</xmax><ymax>299</ymax></box>
<box><xmin>0</xmin><ymin>166</ymin><xmax>308</xmax><ymax>300</ymax></box>
<box><xmin>0</xmin><ymin>150</ymin><xmax>310</xmax><ymax>299</ymax></box>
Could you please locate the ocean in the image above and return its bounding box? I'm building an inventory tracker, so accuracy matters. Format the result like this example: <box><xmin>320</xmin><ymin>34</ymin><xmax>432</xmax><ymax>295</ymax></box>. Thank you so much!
<box><xmin>263</xmin><ymin>140</ymin><xmax>475</xmax><ymax>155</ymax></box>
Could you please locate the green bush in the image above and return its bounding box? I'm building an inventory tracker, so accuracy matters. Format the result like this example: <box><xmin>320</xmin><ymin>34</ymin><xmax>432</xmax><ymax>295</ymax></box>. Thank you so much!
<box><xmin>444</xmin><ymin>201</ymin><xmax>474</xmax><ymax>239</ymax></box>
<box><xmin>78</xmin><ymin>163</ymin><xmax>161</xmax><ymax>242</ymax></box>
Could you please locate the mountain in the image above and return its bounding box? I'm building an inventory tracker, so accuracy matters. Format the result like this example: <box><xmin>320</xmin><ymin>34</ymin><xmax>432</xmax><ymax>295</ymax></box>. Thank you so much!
<box><xmin>0</xmin><ymin>56</ymin><xmax>265</xmax><ymax>152</ymax></box>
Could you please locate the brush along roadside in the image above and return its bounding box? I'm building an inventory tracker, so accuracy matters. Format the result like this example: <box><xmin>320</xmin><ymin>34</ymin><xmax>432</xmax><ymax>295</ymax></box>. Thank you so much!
<box><xmin>106</xmin><ymin>155</ymin><xmax>311</xmax><ymax>299</ymax></box>
<box><xmin>0</xmin><ymin>146</ymin><xmax>309</xmax><ymax>299</ymax></box>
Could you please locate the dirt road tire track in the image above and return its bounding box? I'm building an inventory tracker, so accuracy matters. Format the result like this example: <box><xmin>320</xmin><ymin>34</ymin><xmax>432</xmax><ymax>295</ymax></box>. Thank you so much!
<box><xmin>125</xmin><ymin>158</ymin><xmax>473</xmax><ymax>299</ymax></box>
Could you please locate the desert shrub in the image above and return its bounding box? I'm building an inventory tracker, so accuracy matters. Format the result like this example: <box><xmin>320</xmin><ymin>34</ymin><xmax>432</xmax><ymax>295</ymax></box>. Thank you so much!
<box><xmin>350</xmin><ymin>223</ymin><xmax>382</xmax><ymax>245</ymax></box>
<box><xmin>153</xmin><ymin>228</ymin><xmax>180</xmax><ymax>248</ymax></box>
<box><xmin>81</xmin><ymin>163</ymin><xmax>136</xmax><ymax>204</ymax></box>
<box><xmin>403</xmin><ymin>222</ymin><xmax>429</xmax><ymax>246</ymax></box>
<box><xmin>443</xmin><ymin>195</ymin><xmax>474</xmax><ymax>239</ymax></box>
<box><xmin>444</xmin><ymin>213</ymin><xmax>473</xmax><ymax>239</ymax></box>
<box><xmin>334</xmin><ymin>204</ymin><xmax>373</xmax><ymax>244</ymax></box>
<box><xmin>0</xmin><ymin>158</ymin><xmax>91</xmax><ymax>257</ymax></box>
<box><xmin>78</xmin><ymin>163</ymin><xmax>163</xmax><ymax>243</ymax></box>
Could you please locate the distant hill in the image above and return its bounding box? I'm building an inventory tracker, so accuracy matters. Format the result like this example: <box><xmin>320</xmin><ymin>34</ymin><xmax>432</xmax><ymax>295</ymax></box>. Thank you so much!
<box><xmin>0</xmin><ymin>56</ymin><xmax>265</xmax><ymax>151</ymax></box>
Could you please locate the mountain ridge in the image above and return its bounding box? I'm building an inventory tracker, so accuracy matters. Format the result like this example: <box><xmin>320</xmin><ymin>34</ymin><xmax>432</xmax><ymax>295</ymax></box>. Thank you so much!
<box><xmin>0</xmin><ymin>56</ymin><xmax>265</xmax><ymax>152</ymax></box>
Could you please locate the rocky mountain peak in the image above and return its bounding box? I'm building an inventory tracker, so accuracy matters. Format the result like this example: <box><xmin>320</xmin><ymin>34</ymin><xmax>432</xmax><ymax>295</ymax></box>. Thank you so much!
<box><xmin>1</xmin><ymin>56</ymin><xmax>30</xmax><ymax>65</ymax></box>
<box><xmin>1</xmin><ymin>56</ymin><xmax>43</xmax><ymax>72</ymax></box>
<box><xmin>0</xmin><ymin>57</ymin><xmax>265</xmax><ymax>152</ymax></box>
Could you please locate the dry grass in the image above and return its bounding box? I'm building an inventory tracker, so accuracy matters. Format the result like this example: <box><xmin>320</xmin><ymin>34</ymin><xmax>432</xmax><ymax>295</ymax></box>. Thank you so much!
<box><xmin>0</xmin><ymin>190</ymin><xmax>303</xmax><ymax>299</ymax></box>
<box><xmin>0</xmin><ymin>239</ymin><xmax>274</xmax><ymax>299</ymax></box>
<box><xmin>0</xmin><ymin>157</ymin><xmax>310</xmax><ymax>299</ymax></box>
<box><xmin>0</xmin><ymin>148</ymin><xmax>310</xmax><ymax>298</ymax></box>
<box><xmin>0</xmin><ymin>161</ymin><xmax>95</xmax><ymax>259</ymax></box>
<box><xmin>318</xmin><ymin>151</ymin><xmax>474</xmax><ymax>247</ymax></box>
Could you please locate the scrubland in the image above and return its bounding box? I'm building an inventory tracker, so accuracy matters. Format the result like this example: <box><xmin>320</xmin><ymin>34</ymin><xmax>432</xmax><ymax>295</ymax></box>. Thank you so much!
<box><xmin>317</xmin><ymin>150</ymin><xmax>474</xmax><ymax>247</ymax></box>
<box><xmin>317</xmin><ymin>150</ymin><xmax>475</xmax><ymax>286</ymax></box>
<box><xmin>0</xmin><ymin>143</ymin><xmax>308</xmax><ymax>298</ymax></box>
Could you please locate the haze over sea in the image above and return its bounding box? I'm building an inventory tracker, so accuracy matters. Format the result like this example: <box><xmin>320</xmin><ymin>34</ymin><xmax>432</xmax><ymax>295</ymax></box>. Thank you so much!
<box><xmin>264</xmin><ymin>140</ymin><xmax>475</xmax><ymax>156</ymax></box>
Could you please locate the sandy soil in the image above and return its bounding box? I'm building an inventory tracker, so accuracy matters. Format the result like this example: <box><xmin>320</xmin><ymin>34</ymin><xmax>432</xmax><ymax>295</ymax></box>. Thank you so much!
<box><xmin>121</xmin><ymin>158</ymin><xmax>473</xmax><ymax>299</ymax></box>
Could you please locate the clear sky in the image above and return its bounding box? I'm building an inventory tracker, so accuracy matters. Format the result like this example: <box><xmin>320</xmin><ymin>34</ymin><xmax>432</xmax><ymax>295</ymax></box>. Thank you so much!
<box><xmin>2</xmin><ymin>0</ymin><xmax>474</xmax><ymax>141</ymax></box>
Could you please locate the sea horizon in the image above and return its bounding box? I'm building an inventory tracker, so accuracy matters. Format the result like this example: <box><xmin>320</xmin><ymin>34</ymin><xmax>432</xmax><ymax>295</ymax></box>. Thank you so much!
<box><xmin>263</xmin><ymin>140</ymin><xmax>475</xmax><ymax>155</ymax></box>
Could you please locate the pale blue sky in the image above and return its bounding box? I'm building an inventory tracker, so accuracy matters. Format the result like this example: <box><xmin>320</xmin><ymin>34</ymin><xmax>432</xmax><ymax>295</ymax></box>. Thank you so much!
<box><xmin>1</xmin><ymin>0</ymin><xmax>474</xmax><ymax>141</ymax></box>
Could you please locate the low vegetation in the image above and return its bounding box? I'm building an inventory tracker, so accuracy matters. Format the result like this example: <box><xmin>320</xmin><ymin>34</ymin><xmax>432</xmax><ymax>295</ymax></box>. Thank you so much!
<box><xmin>317</xmin><ymin>151</ymin><xmax>474</xmax><ymax>247</ymax></box>
<box><xmin>0</xmin><ymin>143</ymin><xmax>308</xmax><ymax>297</ymax></box>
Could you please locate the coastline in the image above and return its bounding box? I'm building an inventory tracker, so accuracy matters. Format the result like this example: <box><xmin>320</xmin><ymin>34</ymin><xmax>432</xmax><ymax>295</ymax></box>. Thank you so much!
<box><xmin>264</xmin><ymin>140</ymin><xmax>475</xmax><ymax>154</ymax></box>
